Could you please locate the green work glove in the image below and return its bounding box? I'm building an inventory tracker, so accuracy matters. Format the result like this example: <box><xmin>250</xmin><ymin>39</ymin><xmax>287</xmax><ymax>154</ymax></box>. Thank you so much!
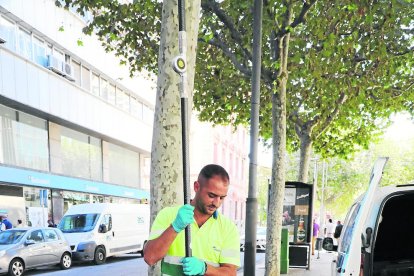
<box><xmin>181</xmin><ymin>257</ymin><xmax>207</xmax><ymax>275</ymax></box>
<box><xmin>172</xmin><ymin>204</ymin><xmax>194</xmax><ymax>233</ymax></box>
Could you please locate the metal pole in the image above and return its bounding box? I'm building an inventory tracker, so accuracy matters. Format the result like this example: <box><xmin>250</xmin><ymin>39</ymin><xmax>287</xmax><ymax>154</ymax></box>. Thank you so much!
<box><xmin>175</xmin><ymin>0</ymin><xmax>191</xmax><ymax>257</ymax></box>
<box><xmin>319</xmin><ymin>161</ymin><xmax>326</xmax><ymax>237</ymax></box>
<box><xmin>244</xmin><ymin>0</ymin><xmax>263</xmax><ymax>274</ymax></box>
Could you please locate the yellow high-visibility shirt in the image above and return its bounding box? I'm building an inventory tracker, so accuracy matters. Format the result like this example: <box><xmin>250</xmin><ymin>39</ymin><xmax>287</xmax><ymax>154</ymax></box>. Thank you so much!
<box><xmin>149</xmin><ymin>205</ymin><xmax>240</xmax><ymax>275</ymax></box>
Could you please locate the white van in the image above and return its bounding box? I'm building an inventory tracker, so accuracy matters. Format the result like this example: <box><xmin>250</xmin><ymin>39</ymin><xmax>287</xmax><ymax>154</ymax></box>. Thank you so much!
<box><xmin>57</xmin><ymin>203</ymin><xmax>149</xmax><ymax>264</ymax></box>
<box><xmin>323</xmin><ymin>157</ymin><xmax>414</xmax><ymax>275</ymax></box>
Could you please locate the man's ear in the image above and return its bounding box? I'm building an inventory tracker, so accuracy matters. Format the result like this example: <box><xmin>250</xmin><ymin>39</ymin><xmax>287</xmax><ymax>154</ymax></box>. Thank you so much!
<box><xmin>194</xmin><ymin>181</ymin><xmax>200</xmax><ymax>192</ymax></box>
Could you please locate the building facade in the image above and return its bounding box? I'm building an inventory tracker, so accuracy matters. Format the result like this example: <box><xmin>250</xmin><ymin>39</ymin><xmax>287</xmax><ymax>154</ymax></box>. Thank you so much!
<box><xmin>0</xmin><ymin>0</ymin><xmax>153</xmax><ymax>227</ymax></box>
<box><xmin>190</xmin><ymin>114</ymin><xmax>249</xmax><ymax>232</ymax></box>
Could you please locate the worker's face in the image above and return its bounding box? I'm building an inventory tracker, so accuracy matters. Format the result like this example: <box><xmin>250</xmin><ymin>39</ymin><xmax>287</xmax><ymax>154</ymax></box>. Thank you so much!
<box><xmin>194</xmin><ymin>175</ymin><xmax>229</xmax><ymax>216</ymax></box>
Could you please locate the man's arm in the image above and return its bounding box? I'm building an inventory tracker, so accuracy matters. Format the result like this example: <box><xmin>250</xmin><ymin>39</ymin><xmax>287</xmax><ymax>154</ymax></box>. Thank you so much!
<box><xmin>143</xmin><ymin>225</ymin><xmax>178</xmax><ymax>266</ymax></box>
<box><xmin>144</xmin><ymin>204</ymin><xmax>194</xmax><ymax>266</ymax></box>
<box><xmin>205</xmin><ymin>263</ymin><xmax>237</xmax><ymax>276</ymax></box>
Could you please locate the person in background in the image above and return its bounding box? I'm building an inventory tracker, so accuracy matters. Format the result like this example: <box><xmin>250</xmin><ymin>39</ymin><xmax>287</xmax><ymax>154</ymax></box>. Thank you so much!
<box><xmin>15</xmin><ymin>219</ymin><xmax>23</xmax><ymax>228</ymax></box>
<box><xmin>334</xmin><ymin>220</ymin><xmax>343</xmax><ymax>241</ymax></box>
<box><xmin>0</xmin><ymin>214</ymin><xmax>12</xmax><ymax>229</ymax></box>
<box><xmin>47</xmin><ymin>219</ymin><xmax>56</xmax><ymax>227</ymax></box>
<box><xmin>324</xmin><ymin>219</ymin><xmax>336</xmax><ymax>238</ymax></box>
<box><xmin>144</xmin><ymin>164</ymin><xmax>240</xmax><ymax>275</ymax></box>
<box><xmin>312</xmin><ymin>219</ymin><xmax>320</xmax><ymax>255</ymax></box>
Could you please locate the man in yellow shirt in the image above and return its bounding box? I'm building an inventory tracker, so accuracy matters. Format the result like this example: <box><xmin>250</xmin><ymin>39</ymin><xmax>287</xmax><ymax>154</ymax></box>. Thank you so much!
<box><xmin>144</xmin><ymin>164</ymin><xmax>240</xmax><ymax>275</ymax></box>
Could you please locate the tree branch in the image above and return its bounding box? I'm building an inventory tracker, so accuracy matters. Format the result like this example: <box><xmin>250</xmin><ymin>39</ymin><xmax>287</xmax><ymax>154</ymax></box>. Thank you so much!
<box><xmin>274</xmin><ymin>0</ymin><xmax>317</xmax><ymax>38</ymax></box>
<box><xmin>314</xmin><ymin>92</ymin><xmax>348</xmax><ymax>139</ymax></box>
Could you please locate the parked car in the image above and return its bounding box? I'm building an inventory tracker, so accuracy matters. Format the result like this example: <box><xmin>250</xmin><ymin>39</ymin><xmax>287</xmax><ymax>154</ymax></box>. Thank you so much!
<box><xmin>240</xmin><ymin>226</ymin><xmax>267</xmax><ymax>251</ymax></box>
<box><xmin>0</xmin><ymin>227</ymin><xmax>72</xmax><ymax>276</ymax></box>
<box><xmin>323</xmin><ymin>157</ymin><xmax>414</xmax><ymax>275</ymax></box>
<box><xmin>58</xmin><ymin>203</ymin><xmax>150</xmax><ymax>265</ymax></box>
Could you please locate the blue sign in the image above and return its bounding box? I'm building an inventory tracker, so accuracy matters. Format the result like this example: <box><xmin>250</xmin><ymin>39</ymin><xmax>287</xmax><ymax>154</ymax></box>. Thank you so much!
<box><xmin>0</xmin><ymin>165</ymin><xmax>149</xmax><ymax>200</ymax></box>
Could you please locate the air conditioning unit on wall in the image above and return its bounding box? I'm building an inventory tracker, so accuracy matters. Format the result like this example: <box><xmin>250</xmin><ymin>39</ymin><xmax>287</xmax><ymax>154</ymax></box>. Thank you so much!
<box><xmin>47</xmin><ymin>55</ymin><xmax>65</xmax><ymax>76</ymax></box>
<box><xmin>63</xmin><ymin>62</ymin><xmax>75</xmax><ymax>81</ymax></box>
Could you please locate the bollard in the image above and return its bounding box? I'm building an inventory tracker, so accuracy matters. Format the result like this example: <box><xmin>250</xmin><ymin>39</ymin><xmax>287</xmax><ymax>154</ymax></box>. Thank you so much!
<box><xmin>280</xmin><ymin>228</ymin><xmax>289</xmax><ymax>274</ymax></box>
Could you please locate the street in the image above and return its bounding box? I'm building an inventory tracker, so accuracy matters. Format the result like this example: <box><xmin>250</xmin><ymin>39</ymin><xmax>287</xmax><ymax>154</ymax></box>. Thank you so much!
<box><xmin>24</xmin><ymin>252</ymin><xmax>266</xmax><ymax>276</ymax></box>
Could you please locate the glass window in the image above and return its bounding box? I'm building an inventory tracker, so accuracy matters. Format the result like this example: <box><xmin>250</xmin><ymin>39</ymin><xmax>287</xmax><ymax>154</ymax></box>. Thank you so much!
<box><xmin>106</xmin><ymin>142</ymin><xmax>139</xmax><ymax>188</ymax></box>
<box><xmin>116</xmin><ymin>88</ymin><xmax>129</xmax><ymax>111</ymax></box>
<box><xmin>91</xmin><ymin>73</ymin><xmax>100</xmax><ymax>96</ymax></box>
<box><xmin>81</xmin><ymin>66</ymin><xmax>90</xmax><ymax>90</ymax></box>
<box><xmin>0</xmin><ymin>16</ymin><xmax>16</xmax><ymax>51</ymax></box>
<box><xmin>27</xmin><ymin>230</ymin><xmax>44</xmax><ymax>243</ymax></box>
<box><xmin>72</xmin><ymin>60</ymin><xmax>81</xmax><ymax>86</ymax></box>
<box><xmin>17</xmin><ymin>28</ymin><xmax>32</xmax><ymax>60</ymax></box>
<box><xmin>108</xmin><ymin>84</ymin><xmax>116</xmax><ymax>105</ymax></box>
<box><xmin>53</xmin><ymin>48</ymin><xmax>65</xmax><ymax>61</ymax></box>
<box><xmin>130</xmin><ymin>96</ymin><xmax>143</xmax><ymax>119</ymax></box>
<box><xmin>101</xmin><ymin>214</ymin><xmax>112</xmax><ymax>231</ymax></box>
<box><xmin>43</xmin><ymin>229</ymin><xmax>59</xmax><ymax>242</ymax></box>
<box><xmin>0</xmin><ymin>104</ymin><xmax>49</xmax><ymax>171</ymax></box>
<box><xmin>60</xmin><ymin>126</ymin><xmax>102</xmax><ymax>181</ymax></box>
<box><xmin>100</xmin><ymin>78</ymin><xmax>108</xmax><ymax>101</ymax></box>
<box><xmin>143</xmin><ymin>105</ymin><xmax>153</xmax><ymax>125</ymax></box>
<box><xmin>58</xmin><ymin>213</ymin><xmax>99</xmax><ymax>233</ymax></box>
<box><xmin>33</xmin><ymin>36</ymin><xmax>47</xmax><ymax>67</ymax></box>
<box><xmin>0</xmin><ymin>230</ymin><xmax>26</xmax><ymax>245</ymax></box>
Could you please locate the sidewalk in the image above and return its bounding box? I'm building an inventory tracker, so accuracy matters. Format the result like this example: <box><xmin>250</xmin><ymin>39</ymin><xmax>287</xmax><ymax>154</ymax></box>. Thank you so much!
<box><xmin>238</xmin><ymin>250</ymin><xmax>334</xmax><ymax>276</ymax></box>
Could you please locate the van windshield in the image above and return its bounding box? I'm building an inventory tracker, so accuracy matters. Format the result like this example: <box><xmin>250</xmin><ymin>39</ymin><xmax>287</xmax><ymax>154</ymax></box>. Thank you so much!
<box><xmin>58</xmin><ymin>214</ymin><xmax>99</xmax><ymax>233</ymax></box>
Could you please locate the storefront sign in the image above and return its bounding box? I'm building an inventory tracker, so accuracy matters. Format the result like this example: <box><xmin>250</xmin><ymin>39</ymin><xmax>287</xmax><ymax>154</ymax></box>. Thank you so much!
<box><xmin>0</xmin><ymin>165</ymin><xmax>149</xmax><ymax>200</ymax></box>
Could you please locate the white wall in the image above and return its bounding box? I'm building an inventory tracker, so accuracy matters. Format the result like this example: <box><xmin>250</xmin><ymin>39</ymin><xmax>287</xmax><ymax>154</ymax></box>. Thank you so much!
<box><xmin>0</xmin><ymin>48</ymin><xmax>152</xmax><ymax>152</ymax></box>
<box><xmin>0</xmin><ymin>0</ymin><xmax>156</xmax><ymax>104</ymax></box>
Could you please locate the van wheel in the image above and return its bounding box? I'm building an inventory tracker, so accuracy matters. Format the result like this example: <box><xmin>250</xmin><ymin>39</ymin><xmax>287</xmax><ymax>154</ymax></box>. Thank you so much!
<box><xmin>8</xmin><ymin>258</ymin><xmax>25</xmax><ymax>276</ymax></box>
<box><xmin>60</xmin><ymin>252</ymin><xmax>72</xmax><ymax>269</ymax></box>
<box><xmin>94</xmin><ymin>246</ymin><xmax>106</xmax><ymax>265</ymax></box>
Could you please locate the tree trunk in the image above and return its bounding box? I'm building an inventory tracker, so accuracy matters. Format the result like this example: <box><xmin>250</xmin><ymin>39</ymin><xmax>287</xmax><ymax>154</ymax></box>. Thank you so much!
<box><xmin>298</xmin><ymin>134</ymin><xmax>312</xmax><ymax>183</ymax></box>
<box><xmin>265</xmin><ymin>23</ymin><xmax>291</xmax><ymax>276</ymax></box>
<box><xmin>149</xmin><ymin>0</ymin><xmax>200</xmax><ymax>275</ymax></box>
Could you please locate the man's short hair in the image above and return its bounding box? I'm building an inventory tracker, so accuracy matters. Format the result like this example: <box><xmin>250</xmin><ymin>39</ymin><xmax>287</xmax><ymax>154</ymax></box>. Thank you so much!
<box><xmin>199</xmin><ymin>164</ymin><xmax>229</xmax><ymax>182</ymax></box>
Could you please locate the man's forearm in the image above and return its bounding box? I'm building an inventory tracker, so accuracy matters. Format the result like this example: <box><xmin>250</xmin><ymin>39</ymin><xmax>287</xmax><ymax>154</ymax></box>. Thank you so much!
<box><xmin>143</xmin><ymin>225</ymin><xmax>178</xmax><ymax>266</ymax></box>
<box><xmin>205</xmin><ymin>264</ymin><xmax>237</xmax><ymax>276</ymax></box>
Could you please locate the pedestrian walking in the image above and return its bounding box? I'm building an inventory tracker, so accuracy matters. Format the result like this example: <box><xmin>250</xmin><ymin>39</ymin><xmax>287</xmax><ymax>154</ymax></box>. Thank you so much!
<box><xmin>312</xmin><ymin>219</ymin><xmax>320</xmax><ymax>255</ymax></box>
<box><xmin>144</xmin><ymin>164</ymin><xmax>240</xmax><ymax>275</ymax></box>
<box><xmin>0</xmin><ymin>214</ymin><xmax>12</xmax><ymax>229</ymax></box>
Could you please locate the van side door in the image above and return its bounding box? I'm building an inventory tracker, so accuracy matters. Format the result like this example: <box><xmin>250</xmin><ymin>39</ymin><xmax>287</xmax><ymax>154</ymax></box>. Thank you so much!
<box><xmin>98</xmin><ymin>214</ymin><xmax>115</xmax><ymax>254</ymax></box>
<box><xmin>337</xmin><ymin>157</ymin><xmax>388</xmax><ymax>275</ymax></box>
